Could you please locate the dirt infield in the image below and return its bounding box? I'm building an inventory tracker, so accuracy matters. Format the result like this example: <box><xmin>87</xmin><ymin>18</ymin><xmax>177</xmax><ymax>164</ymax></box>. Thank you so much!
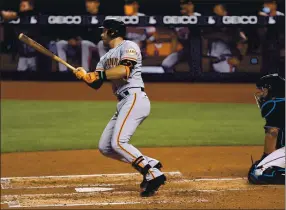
<box><xmin>1</xmin><ymin>147</ymin><xmax>284</xmax><ymax>209</ymax></box>
<box><xmin>1</xmin><ymin>82</ymin><xmax>284</xmax><ymax>209</ymax></box>
<box><xmin>1</xmin><ymin>81</ymin><xmax>257</xmax><ymax>103</ymax></box>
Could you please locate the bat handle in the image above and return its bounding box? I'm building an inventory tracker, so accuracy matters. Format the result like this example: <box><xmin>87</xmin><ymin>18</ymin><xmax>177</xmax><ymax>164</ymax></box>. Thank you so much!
<box><xmin>65</xmin><ymin>63</ymin><xmax>77</xmax><ymax>73</ymax></box>
<box><xmin>53</xmin><ymin>56</ymin><xmax>77</xmax><ymax>73</ymax></box>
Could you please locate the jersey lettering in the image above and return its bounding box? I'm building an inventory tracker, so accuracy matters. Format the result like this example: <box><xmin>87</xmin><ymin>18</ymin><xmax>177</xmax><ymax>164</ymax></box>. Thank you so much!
<box><xmin>105</xmin><ymin>58</ymin><xmax>120</xmax><ymax>69</ymax></box>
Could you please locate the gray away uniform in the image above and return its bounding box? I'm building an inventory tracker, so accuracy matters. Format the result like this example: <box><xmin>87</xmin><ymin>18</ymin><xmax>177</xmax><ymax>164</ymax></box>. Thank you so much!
<box><xmin>96</xmin><ymin>40</ymin><xmax>162</xmax><ymax>181</ymax></box>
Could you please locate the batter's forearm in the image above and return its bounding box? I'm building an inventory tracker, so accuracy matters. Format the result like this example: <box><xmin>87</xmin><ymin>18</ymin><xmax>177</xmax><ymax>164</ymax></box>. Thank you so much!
<box><xmin>105</xmin><ymin>65</ymin><xmax>129</xmax><ymax>80</ymax></box>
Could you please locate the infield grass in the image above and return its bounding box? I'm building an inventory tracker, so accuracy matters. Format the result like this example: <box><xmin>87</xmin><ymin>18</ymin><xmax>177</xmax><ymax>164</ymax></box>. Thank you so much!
<box><xmin>1</xmin><ymin>100</ymin><xmax>264</xmax><ymax>153</ymax></box>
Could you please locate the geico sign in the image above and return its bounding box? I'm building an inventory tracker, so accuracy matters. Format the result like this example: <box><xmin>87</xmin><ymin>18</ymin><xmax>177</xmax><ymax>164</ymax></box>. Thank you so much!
<box><xmin>48</xmin><ymin>16</ymin><xmax>82</xmax><ymax>24</ymax></box>
<box><xmin>105</xmin><ymin>16</ymin><xmax>139</xmax><ymax>24</ymax></box>
<box><xmin>163</xmin><ymin>16</ymin><xmax>198</xmax><ymax>24</ymax></box>
<box><xmin>222</xmin><ymin>16</ymin><xmax>258</xmax><ymax>24</ymax></box>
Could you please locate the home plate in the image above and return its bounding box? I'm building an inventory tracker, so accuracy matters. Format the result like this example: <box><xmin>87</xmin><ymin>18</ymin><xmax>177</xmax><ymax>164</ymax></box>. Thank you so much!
<box><xmin>75</xmin><ymin>187</ymin><xmax>113</xmax><ymax>192</ymax></box>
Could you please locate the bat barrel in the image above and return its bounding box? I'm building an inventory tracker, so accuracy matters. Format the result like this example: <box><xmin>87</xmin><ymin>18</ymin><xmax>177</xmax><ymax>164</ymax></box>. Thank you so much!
<box><xmin>18</xmin><ymin>33</ymin><xmax>76</xmax><ymax>72</ymax></box>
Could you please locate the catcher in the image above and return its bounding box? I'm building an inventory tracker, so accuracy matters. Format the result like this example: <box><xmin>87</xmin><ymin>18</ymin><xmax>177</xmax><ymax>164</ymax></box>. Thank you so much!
<box><xmin>248</xmin><ymin>74</ymin><xmax>285</xmax><ymax>184</ymax></box>
<box><xmin>73</xmin><ymin>19</ymin><xmax>166</xmax><ymax>197</ymax></box>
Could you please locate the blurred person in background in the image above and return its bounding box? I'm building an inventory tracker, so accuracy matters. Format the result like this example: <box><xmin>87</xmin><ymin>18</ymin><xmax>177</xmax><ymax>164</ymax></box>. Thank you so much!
<box><xmin>206</xmin><ymin>39</ymin><xmax>242</xmax><ymax>73</ymax></box>
<box><xmin>84</xmin><ymin>0</ymin><xmax>109</xmax><ymax>58</ymax></box>
<box><xmin>55</xmin><ymin>0</ymin><xmax>101</xmax><ymax>72</ymax></box>
<box><xmin>246</xmin><ymin>0</ymin><xmax>284</xmax><ymax>55</ymax></box>
<box><xmin>84</xmin><ymin>0</ymin><xmax>104</xmax><ymax>56</ymax></box>
<box><xmin>97</xmin><ymin>0</ymin><xmax>156</xmax><ymax>59</ymax></box>
<box><xmin>212</xmin><ymin>3</ymin><xmax>247</xmax><ymax>44</ymax></box>
<box><xmin>1</xmin><ymin>0</ymin><xmax>38</xmax><ymax>71</ymax></box>
<box><xmin>213</xmin><ymin>3</ymin><xmax>227</xmax><ymax>16</ymax></box>
<box><xmin>161</xmin><ymin>0</ymin><xmax>201</xmax><ymax>73</ymax></box>
<box><xmin>201</xmin><ymin>3</ymin><xmax>247</xmax><ymax>73</ymax></box>
<box><xmin>258</xmin><ymin>0</ymin><xmax>284</xmax><ymax>75</ymax></box>
<box><xmin>180</xmin><ymin>0</ymin><xmax>201</xmax><ymax>16</ymax></box>
<box><xmin>1</xmin><ymin>0</ymin><xmax>35</xmax><ymax>20</ymax></box>
<box><xmin>259</xmin><ymin>0</ymin><xmax>284</xmax><ymax>16</ymax></box>
<box><xmin>85</xmin><ymin>0</ymin><xmax>100</xmax><ymax>15</ymax></box>
<box><xmin>124</xmin><ymin>0</ymin><xmax>145</xmax><ymax>16</ymax></box>
<box><xmin>124</xmin><ymin>0</ymin><xmax>156</xmax><ymax>58</ymax></box>
<box><xmin>56</xmin><ymin>34</ymin><xmax>97</xmax><ymax>72</ymax></box>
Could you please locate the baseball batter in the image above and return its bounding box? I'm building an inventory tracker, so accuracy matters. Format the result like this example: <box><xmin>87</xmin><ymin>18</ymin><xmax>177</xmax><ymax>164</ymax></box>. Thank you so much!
<box><xmin>73</xmin><ymin>19</ymin><xmax>166</xmax><ymax>197</ymax></box>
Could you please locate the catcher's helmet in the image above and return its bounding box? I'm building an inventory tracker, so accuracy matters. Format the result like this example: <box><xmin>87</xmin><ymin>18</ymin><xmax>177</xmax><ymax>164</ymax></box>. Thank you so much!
<box><xmin>256</xmin><ymin>74</ymin><xmax>285</xmax><ymax>97</ymax></box>
<box><xmin>254</xmin><ymin>74</ymin><xmax>285</xmax><ymax>107</ymax></box>
<box><xmin>100</xmin><ymin>19</ymin><xmax>126</xmax><ymax>39</ymax></box>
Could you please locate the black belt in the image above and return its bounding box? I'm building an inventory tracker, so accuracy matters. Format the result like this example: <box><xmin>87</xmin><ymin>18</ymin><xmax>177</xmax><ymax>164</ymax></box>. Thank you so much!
<box><xmin>117</xmin><ymin>87</ymin><xmax>145</xmax><ymax>101</ymax></box>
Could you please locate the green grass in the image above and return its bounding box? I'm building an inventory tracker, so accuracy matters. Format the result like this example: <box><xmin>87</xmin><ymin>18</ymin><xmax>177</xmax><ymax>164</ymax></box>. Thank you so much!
<box><xmin>1</xmin><ymin>100</ymin><xmax>265</xmax><ymax>153</ymax></box>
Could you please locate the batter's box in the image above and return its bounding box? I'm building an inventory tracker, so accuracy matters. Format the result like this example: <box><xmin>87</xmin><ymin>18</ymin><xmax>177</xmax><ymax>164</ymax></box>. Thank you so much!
<box><xmin>2</xmin><ymin>191</ymin><xmax>208</xmax><ymax>208</ymax></box>
<box><xmin>0</xmin><ymin>171</ymin><xmax>182</xmax><ymax>190</ymax></box>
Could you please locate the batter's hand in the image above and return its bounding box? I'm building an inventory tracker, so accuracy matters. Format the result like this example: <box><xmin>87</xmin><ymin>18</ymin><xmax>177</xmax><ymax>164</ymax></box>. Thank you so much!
<box><xmin>75</xmin><ymin>67</ymin><xmax>87</xmax><ymax>79</ymax></box>
<box><xmin>75</xmin><ymin>67</ymin><xmax>100</xmax><ymax>84</ymax></box>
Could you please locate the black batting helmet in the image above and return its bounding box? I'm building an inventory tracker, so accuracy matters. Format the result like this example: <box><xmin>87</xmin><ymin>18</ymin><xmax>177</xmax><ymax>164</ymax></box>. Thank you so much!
<box><xmin>100</xmin><ymin>19</ymin><xmax>126</xmax><ymax>39</ymax></box>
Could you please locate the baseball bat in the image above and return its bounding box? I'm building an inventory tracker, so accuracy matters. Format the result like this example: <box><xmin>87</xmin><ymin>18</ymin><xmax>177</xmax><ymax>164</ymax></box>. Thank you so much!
<box><xmin>18</xmin><ymin>33</ymin><xmax>76</xmax><ymax>73</ymax></box>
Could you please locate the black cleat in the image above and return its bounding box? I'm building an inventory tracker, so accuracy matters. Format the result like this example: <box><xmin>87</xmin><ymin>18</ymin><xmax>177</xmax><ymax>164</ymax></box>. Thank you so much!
<box><xmin>140</xmin><ymin>162</ymin><xmax>163</xmax><ymax>191</ymax></box>
<box><xmin>140</xmin><ymin>174</ymin><xmax>166</xmax><ymax>197</ymax></box>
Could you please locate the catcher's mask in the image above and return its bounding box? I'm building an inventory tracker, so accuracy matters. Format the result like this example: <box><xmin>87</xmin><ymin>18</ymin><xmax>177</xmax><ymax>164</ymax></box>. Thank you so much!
<box><xmin>99</xmin><ymin>19</ymin><xmax>126</xmax><ymax>39</ymax></box>
<box><xmin>254</xmin><ymin>73</ymin><xmax>285</xmax><ymax>108</ymax></box>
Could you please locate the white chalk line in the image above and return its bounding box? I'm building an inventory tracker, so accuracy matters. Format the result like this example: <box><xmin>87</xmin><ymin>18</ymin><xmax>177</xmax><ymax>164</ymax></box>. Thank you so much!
<box><xmin>3</xmin><ymin>191</ymin><xmax>210</xmax><ymax>208</ymax></box>
<box><xmin>176</xmin><ymin>178</ymin><xmax>246</xmax><ymax>183</ymax></box>
<box><xmin>3</xmin><ymin>179</ymin><xmax>192</xmax><ymax>190</ymax></box>
<box><xmin>7</xmin><ymin>199</ymin><xmax>209</xmax><ymax>208</ymax></box>
<box><xmin>75</xmin><ymin>187</ymin><xmax>113</xmax><ymax>192</ymax></box>
<box><xmin>1</xmin><ymin>187</ymin><xmax>255</xmax><ymax>200</ymax></box>
<box><xmin>9</xmin><ymin>202</ymin><xmax>142</xmax><ymax>208</ymax></box>
<box><xmin>191</xmin><ymin>177</ymin><xmax>247</xmax><ymax>181</ymax></box>
<box><xmin>2</xmin><ymin>191</ymin><xmax>135</xmax><ymax>199</ymax></box>
<box><xmin>3</xmin><ymin>180</ymin><xmax>246</xmax><ymax>190</ymax></box>
<box><xmin>1</xmin><ymin>171</ymin><xmax>182</xmax><ymax>181</ymax></box>
<box><xmin>1</xmin><ymin>177</ymin><xmax>249</xmax><ymax>190</ymax></box>
<box><xmin>3</xmin><ymin>183</ymin><xmax>125</xmax><ymax>190</ymax></box>
<box><xmin>0</xmin><ymin>171</ymin><xmax>182</xmax><ymax>190</ymax></box>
